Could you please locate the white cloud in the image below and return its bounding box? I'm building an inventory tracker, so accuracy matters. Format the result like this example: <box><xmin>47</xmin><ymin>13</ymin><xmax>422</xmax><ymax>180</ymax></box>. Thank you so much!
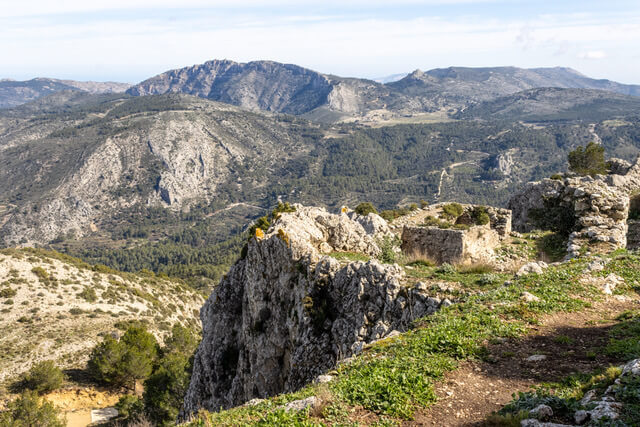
<box><xmin>1</xmin><ymin>4</ymin><xmax>639</xmax><ymax>84</ymax></box>
<box><xmin>579</xmin><ymin>50</ymin><xmax>607</xmax><ymax>60</ymax></box>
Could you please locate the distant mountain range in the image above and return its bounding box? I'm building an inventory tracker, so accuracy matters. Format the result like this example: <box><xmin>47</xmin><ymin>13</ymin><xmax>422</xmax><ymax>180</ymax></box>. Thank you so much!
<box><xmin>0</xmin><ymin>78</ymin><xmax>130</xmax><ymax>108</ymax></box>
<box><xmin>4</xmin><ymin>62</ymin><xmax>639</xmax><ymax>122</ymax></box>
<box><xmin>126</xmin><ymin>60</ymin><xmax>640</xmax><ymax>122</ymax></box>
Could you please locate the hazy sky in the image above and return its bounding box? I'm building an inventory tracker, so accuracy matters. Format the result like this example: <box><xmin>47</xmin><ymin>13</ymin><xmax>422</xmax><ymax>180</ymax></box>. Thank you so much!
<box><xmin>2</xmin><ymin>0</ymin><xmax>639</xmax><ymax>84</ymax></box>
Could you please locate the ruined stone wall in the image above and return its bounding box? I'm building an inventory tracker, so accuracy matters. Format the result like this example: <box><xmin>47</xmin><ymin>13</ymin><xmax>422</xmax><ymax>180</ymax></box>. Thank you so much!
<box><xmin>400</xmin><ymin>224</ymin><xmax>501</xmax><ymax>265</ymax></box>
<box><xmin>508</xmin><ymin>157</ymin><xmax>640</xmax><ymax>257</ymax></box>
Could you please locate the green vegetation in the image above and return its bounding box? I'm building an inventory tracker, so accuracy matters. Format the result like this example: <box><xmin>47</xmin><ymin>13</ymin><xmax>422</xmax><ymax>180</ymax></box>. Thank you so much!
<box><xmin>470</xmin><ymin>206</ymin><xmax>490</xmax><ymax>226</ymax></box>
<box><xmin>567</xmin><ymin>141</ymin><xmax>608</xmax><ymax>176</ymax></box>
<box><xmin>329</xmin><ymin>252</ymin><xmax>370</xmax><ymax>263</ymax></box>
<box><xmin>248</xmin><ymin>202</ymin><xmax>297</xmax><ymax>237</ymax></box>
<box><xmin>0</xmin><ymin>287</ymin><xmax>17</xmax><ymax>298</ymax></box>
<box><xmin>0</xmin><ymin>390</ymin><xmax>66</xmax><ymax>427</ymax></box>
<box><xmin>441</xmin><ymin>203</ymin><xmax>464</xmax><ymax>220</ymax></box>
<box><xmin>87</xmin><ymin>325</ymin><xmax>159</xmax><ymax>391</ymax></box>
<box><xmin>354</xmin><ymin>202</ymin><xmax>378</xmax><ymax>216</ymax></box>
<box><xmin>19</xmin><ymin>361</ymin><xmax>64</xmax><ymax>394</ymax></box>
<box><xmin>77</xmin><ymin>287</ymin><xmax>97</xmax><ymax>302</ymax></box>
<box><xmin>378</xmin><ymin>236</ymin><xmax>399</xmax><ymax>264</ymax></box>
<box><xmin>108</xmin><ymin>325</ymin><xmax>199</xmax><ymax>426</ymax></box>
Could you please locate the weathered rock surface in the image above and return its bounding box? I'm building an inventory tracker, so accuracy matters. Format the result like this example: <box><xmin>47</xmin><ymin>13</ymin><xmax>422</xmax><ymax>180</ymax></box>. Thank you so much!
<box><xmin>508</xmin><ymin>158</ymin><xmax>640</xmax><ymax>257</ymax></box>
<box><xmin>181</xmin><ymin>205</ymin><xmax>439</xmax><ymax>416</ymax></box>
<box><xmin>400</xmin><ymin>204</ymin><xmax>511</xmax><ymax>265</ymax></box>
<box><xmin>520</xmin><ymin>358</ymin><xmax>640</xmax><ymax>426</ymax></box>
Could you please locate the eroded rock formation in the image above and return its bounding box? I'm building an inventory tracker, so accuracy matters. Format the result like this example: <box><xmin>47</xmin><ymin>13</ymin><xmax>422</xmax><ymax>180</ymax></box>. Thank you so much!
<box><xmin>508</xmin><ymin>158</ymin><xmax>640</xmax><ymax>257</ymax></box>
<box><xmin>181</xmin><ymin>205</ymin><xmax>441</xmax><ymax>416</ymax></box>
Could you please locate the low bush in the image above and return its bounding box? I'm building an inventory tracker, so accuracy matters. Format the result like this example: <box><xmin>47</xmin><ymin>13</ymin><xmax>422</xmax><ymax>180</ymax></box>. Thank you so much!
<box><xmin>568</xmin><ymin>142</ymin><xmax>608</xmax><ymax>176</ymax></box>
<box><xmin>442</xmin><ymin>203</ymin><xmax>464</xmax><ymax>220</ymax></box>
<box><xmin>0</xmin><ymin>390</ymin><xmax>65</xmax><ymax>427</ymax></box>
<box><xmin>354</xmin><ymin>202</ymin><xmax>378</xmax><ymax>216</ymax></box>
<box><xmin>0</xmin><ymin>287</ymin><xmax>17</xmax><ymax>298</ymax></box>
<box><xmin>470</xmin><ymin>206</ymin><xmax>490</xmax><ymax>226</ymax></box>
<box><xmin>21</xmin><ymin>361</ymin><xmax>65</xmax><ymax>394</ymax></box>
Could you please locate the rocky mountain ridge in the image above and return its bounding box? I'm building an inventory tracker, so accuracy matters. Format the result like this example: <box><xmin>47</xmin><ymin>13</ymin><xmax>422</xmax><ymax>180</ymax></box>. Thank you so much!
<box><xmin>0</xmin><ymin>78</ymin><xmax>130</xmax><ymax>109</ymax></box>
<box><xmin>128</xmin><ymin>60</ymin><xmax>640</xmax><ymax>122</ymax></box>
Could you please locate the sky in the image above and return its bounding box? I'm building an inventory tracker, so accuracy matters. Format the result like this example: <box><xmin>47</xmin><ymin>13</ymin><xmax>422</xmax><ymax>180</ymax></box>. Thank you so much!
<box><xmin>2</xmin><ymin>0</ymin><xmax>640</xmax><ymax>84</ymax></box>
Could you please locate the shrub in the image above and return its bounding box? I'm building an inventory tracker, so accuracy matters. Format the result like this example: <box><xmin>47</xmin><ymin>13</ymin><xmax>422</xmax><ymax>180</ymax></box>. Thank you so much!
<box><xmin>420</xmin><ymin>200</ymin><xmax>429</xmax><ymax>208</ymax></box>
<box><xmin>78</xmin><ymin>287</ymin><xmax>97</xmax><ymax>302</ymax></box>
<box><xmin>423</xmin><ymin>216</ymin><xmax>451</xmax><ymax>228</ymax></box>
<box><xmin>163</xmin><ymin>324</ymin><xmax>198</xmax><ymax>357</ymax></box>
<box><xmin>31</xmin><ymin>267</ymin><xmax>49</xmax><ymax>281</ymax></box>
<box><xmin>354</xmin><ymin>202</ymin><xmax>378</xmax><ymax>216</ymax></box>
<box><xmin>115</xmin><ymin>395</ymin><xmax>144</xmax><ymax>420</ymax></box>
<box><xmin>470</xmin><ymin>206</ymin><xmax>490</xmax><ymax>226</ymax></box>
<box><xmin>436</xmin><ymin>263</ymin><xmax>456</xmax><ymax>274</ymax></box>
<box><xmin>378</xmin><ymin>236</ymin><xmax>398</xmax><ymax>264</ymax></box>
<box><xmin>379</xmin><ymin>206</ymin><xmax>412</xmax><ymax>222</ymax></box>
<box><xmin>0</xmin><ymin>287</ymin><xmax>17</xmax><ymax>298</ymax></box>
<box><xmin>88</xmin><ymin>326</ymin><xmax>159</xmax><ymax>390</ymax></box>
<box><xmin>442</xmin><ymin>203</ymin><xmax>464</xmax><ymax>220</ymax></box>
<box><xmin>550</xmin><ymin>173</ymin><xmax>563</xmax><ymax>180</ymax></box>
<box><xmin>0</xmin><ymin>391</ymin><xmax>65</xmax><ymax>427</ymax></box>
<box><xmin>143</xmin><ymin>354</ymin><xmax>192</xmax><ymax>426</ymax></box>
<box><xmin>568</xmin><ymin>142</ymin><xmax>608</xmax><ymax>176</ymax></box>
<box><xmin>22</xmin><ymin>361</ymin><xmax>64</xmax><ymax>394</ymax></box>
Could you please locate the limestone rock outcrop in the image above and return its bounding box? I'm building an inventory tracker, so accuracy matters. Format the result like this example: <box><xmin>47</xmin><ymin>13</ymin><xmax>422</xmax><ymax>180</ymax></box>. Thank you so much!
<box><xmin>181</xmin><ymin>205</ymin><xmax>439</xmax><ymax>417</ymax></box>
<box><xmin>508</xmin><ymin>158</ymin><xmax>640</xmax><ymax>257</ymax></box>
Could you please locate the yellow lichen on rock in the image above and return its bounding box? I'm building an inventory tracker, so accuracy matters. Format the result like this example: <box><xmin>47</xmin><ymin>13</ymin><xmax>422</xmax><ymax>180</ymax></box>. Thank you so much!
<box><xmin>255</xmin><ymin>228</ymin><xmax>265</xmax><ymax>239</ymax></box>
<box><xmin>277</xmin><ymin>228</ymin><xmax>290</xmax><ymax>247</ymax></box>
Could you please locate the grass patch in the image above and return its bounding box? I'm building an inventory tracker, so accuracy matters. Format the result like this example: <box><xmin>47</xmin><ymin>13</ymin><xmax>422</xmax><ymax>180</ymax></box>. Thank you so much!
<box><xmin>329</xmin><ymin>252</ymin><xmax>370</xmax><ymax>263</ymax></box>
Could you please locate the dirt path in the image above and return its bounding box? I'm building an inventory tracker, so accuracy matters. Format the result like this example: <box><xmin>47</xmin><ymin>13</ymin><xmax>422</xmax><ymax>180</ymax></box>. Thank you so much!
<box><xmin>407</xmin><ymin>297</ymin><xmax>640</xmax><ymax>426</ymax></box>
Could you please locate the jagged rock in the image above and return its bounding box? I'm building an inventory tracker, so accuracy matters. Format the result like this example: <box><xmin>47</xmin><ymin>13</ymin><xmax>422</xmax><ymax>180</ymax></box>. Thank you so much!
<box><xmin>521</xmin><ymin>292</ymin><xmax>540</xmax><ymax>302</ymax></box>
<box><xmin>244</xmin><ymin>398</ymin><xmax>265</xmax><ymax>406</ymax></box>
<box><xmin>529</xmin><ymin>404</ymin><xmax>553</xmax><ymax>420</ymax></box>
<box><xmin>180</xmin><ymin>205</ymin><xmax>439</xmax><ymax>417</ymax></box>
<box><xmin>282</xmin><ymin>396</ymin><xmax>317</xmax><ymax>412</ymax></box>
<box><xmin>314</xmin><ymin>375</ymin><xmax>334</xmax><ymax>384</ymax></box>
<box><xmin>520</xmin><ymin>420</ymin><xmax>572</xmax><ymax>427</ymax></box>
<box><xmin>508</xmin><ymin>157</ymin><xmax>640</xmax><ymax>257</ymax></box>
<box><xmin>602</xmin><ymin>273</ymin><xmax>623</xmax><ymax>295</ymax></box>
<box><xmin>574</xmin><ymin>409</ymin><xmax>589</xmax><ymax>424</ymax></box>
<box><xmin>517</xmin><ymin>261</ymin><xmax>548</xmax><ymax>276</ymax></box>
<box><xmin>580</xmin><ymin>389</ymin><xmax>597</xmax><ymax>406</ymax></box>
<box><xmin>348</xmin><ymin>211</ymin><xmax>393</xmax><ymax>237</ymax></box>
<box><xmin>526</xmin><ymin>354</ymin><xmax>547</xmax><ymax>362</ymax></box>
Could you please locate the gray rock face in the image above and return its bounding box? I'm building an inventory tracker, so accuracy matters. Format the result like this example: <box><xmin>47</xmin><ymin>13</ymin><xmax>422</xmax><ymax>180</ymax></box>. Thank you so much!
<box><xmin>508</xmin><ymin>158</ymin><xmax>640</xmax><ymax>257</ymax></box>
<box><xmin>181</xmin><ymin>205</ymin><xmax>437</xmax><ymax>416</ymax></box>
<box><xmin>128</xmin><ymin>59</ymin><xmax>333</xmax><ymax>115</ymax></box>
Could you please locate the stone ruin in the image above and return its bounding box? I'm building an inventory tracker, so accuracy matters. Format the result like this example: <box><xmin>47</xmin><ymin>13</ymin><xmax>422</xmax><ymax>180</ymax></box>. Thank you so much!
<box><xmin>508</xmin><ymin>157</ymin><xmax>640</xmax><ymax>257</ymax></box>
<box><xmin>400</xmin><ymin>203</ymin><xmax>512</xmax><ymax>265</ymax></box>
